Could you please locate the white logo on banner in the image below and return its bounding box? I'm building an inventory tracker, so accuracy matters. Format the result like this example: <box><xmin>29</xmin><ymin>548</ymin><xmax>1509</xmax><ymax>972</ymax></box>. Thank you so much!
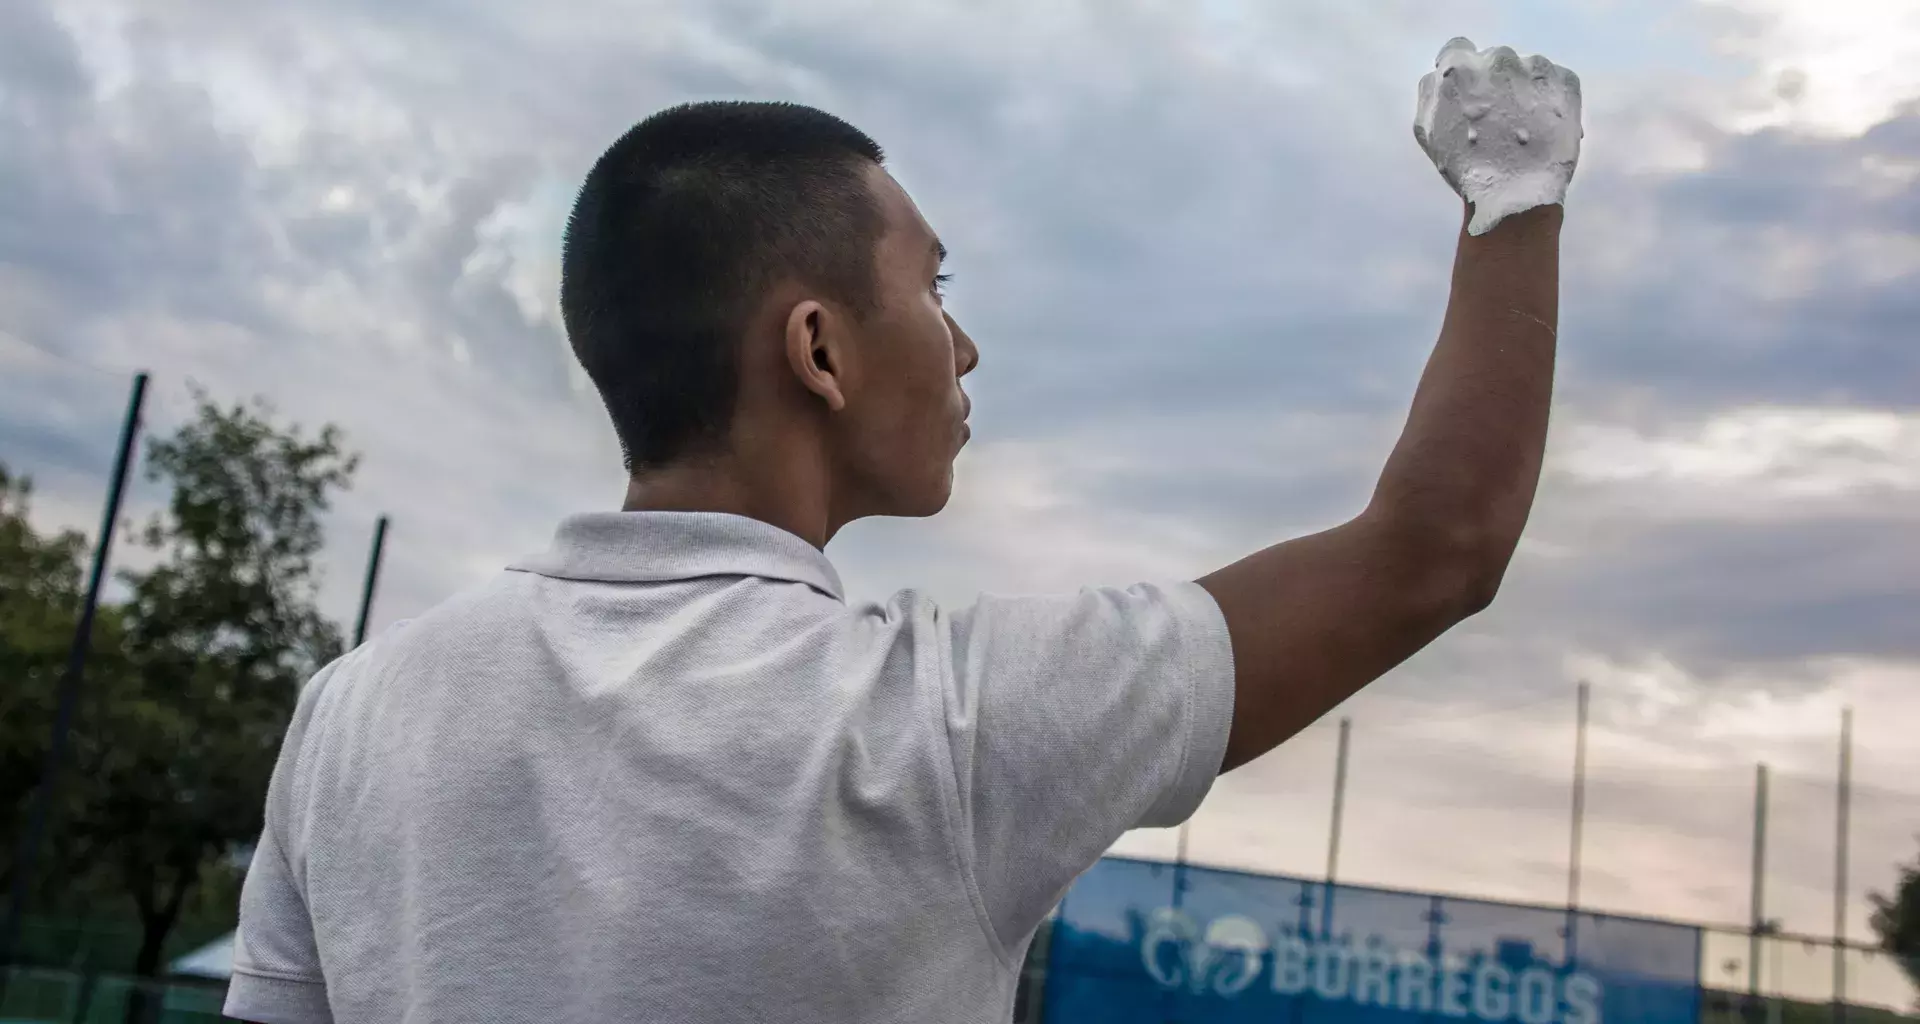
<box><xmin>1141</xmin><ymin>908</ymin><xmax>1269</xmax><ymax>996</ymax></box>
<box><xmin>1139</xmin><ymin>909</ymin><xmax>1604</xmax><ymax>1024</ymax></box>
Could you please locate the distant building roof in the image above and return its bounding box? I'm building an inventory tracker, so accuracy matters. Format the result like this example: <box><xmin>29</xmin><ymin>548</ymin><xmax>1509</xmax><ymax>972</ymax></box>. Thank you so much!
<box><xmin>170</xmin><ymin>932</ymin><xmax>234</xmax><ymax>979</ymax></box>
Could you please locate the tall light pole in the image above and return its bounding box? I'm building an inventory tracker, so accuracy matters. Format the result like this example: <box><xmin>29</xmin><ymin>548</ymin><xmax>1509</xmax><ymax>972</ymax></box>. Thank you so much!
<box><xmin>1834</xmin><ymin>707</ymin><xmax>1853</xmax><ymax>1021</ymax></box>
<box><xmin>1750</xmin><ymin>764</ymin><xmax>1770</xmax><ymax>1006</ymax></box>
<box><xmin>352</xmin><ymin>515</ymin><xmax>389</xmax><ymax>648</ymax></box>
<box><xmin>1568</xmin><ymin>681</ymin><xmax>1590</xmax><ymax>911</ymax></box>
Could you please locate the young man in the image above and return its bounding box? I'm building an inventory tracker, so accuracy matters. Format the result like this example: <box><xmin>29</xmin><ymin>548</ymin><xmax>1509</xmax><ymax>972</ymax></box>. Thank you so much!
<box><xmin>228</xmin><ymin>39</ymin><xmax>1579</xmax><ymax>1024</ymax></box>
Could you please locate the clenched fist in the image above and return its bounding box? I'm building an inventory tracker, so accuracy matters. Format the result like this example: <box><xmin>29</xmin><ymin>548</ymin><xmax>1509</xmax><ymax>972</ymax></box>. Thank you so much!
<box><xmin>1414</xmin><ymin>37</ymin><xmax>1583</xmax><ymax>236</ymax></box>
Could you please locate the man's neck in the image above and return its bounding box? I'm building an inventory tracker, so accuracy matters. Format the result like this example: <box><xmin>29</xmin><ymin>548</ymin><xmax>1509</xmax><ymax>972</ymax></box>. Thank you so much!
<box><xmin>622</xmin><ymin>452</ymin><xmax>839</xmax><ymax>549</ymax></box>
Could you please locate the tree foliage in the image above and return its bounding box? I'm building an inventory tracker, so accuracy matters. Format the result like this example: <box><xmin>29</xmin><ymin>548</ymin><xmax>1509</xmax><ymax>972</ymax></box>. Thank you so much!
<box><xmin>82</xmin><ymin>390</ymin><xmax>357</xmax><ymax>978</ymax></box>
<box><xmin>1</xmin><ymin>389</ymin><xmax>357</xmax><ymax>987</ymax></box>
<box><xmin>0</xmin><ymin>465</ymin><xmax>102</xmax><ymax>897</ymax></box>
<box><xmin>1869</xmin><ymin>842</ymin><xmax>1920</xmax><ymax>995</ymax></box>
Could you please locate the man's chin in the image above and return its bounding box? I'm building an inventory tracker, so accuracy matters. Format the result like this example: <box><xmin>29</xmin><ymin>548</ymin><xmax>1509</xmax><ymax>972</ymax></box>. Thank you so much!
<box><xmin>901</xmin><ymin>491</ymin><xmax>952</xmax><ymax>520</ymax></box>
<box><xmin>851</xmin><ymin>462</ymin><xmax>958</xmax><ymax>521</ymax></box>
<box><xmin>899</xmin><ymin>472</ymin><xmax>956</xmax><ymax>519</ymax></box>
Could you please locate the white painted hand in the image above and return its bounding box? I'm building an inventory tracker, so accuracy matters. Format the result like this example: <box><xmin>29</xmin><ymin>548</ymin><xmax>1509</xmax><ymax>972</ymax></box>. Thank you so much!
<box><xmin>1414</xmin><ymin>37</ymin><xmax>1583</xmax><ymax>235</ymax></box>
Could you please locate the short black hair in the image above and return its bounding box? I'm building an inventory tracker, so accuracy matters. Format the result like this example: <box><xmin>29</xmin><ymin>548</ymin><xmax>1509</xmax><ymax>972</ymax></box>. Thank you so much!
<box><xmin>560</xmin><ymin>101</ymin><xmax>887</xmax><ymax>471</ymax></box>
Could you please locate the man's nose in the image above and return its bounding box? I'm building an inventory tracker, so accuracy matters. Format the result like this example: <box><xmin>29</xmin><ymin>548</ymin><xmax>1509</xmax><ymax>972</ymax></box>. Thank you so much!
<box><xmin>946</xmin><ymin>312</ymin><xmax>979</xmax><ymax>377</ymax></box>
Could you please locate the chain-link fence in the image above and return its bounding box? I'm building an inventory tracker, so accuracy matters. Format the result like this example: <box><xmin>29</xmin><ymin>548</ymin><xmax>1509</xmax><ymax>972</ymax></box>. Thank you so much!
<box><xmin>0</xmin><ymin>967</ymin><xmax>225</xmax><ymax>1024</ymax></box>
<box><xmin>1698</xmin><ymin>927</ymin><xmax>1918</xmax><ymax>1023</ymax></box>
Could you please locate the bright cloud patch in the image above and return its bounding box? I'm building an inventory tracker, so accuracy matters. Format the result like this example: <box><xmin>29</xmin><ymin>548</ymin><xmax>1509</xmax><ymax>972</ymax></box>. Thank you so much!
<box><xmin>1557</xmin><ymin>406</ymin><xmax>1920</xmax><ymax>501</ymax></box>
<box><xmin>1702</xmin><ymin>0</ymin><xmax>1920</xmax><ymax>135</ymax></box>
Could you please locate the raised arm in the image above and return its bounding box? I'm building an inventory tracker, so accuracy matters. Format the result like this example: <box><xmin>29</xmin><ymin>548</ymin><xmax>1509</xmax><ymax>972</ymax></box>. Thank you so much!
<box><xmin>1199</xmin><ymin>39</ymin><xmax>1582</xmax><ymax>772</ymax></box>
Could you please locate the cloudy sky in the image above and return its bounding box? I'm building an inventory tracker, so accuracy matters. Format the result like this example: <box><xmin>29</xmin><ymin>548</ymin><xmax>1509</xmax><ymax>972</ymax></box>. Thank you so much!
<box><xmin>4</xmin><ymin>0</ymin><xmax>1918</xmax><ymax>1004</ymax></box>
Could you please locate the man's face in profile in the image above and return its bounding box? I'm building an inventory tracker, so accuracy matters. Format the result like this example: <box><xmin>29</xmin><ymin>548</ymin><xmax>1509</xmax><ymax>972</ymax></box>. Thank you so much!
<box><xmin>826</xmin><ymin>164</ymin><xmax>979</xmax><ymax>520</ymax></box>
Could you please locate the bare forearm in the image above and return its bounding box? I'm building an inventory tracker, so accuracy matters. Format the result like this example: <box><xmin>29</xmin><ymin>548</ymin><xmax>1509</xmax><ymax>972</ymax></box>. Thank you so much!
<box><xmin>1202</xmin><ymin>42</ymin><xmax>1577</xmax><ymax>772</ymax></box>
<box><xmin>1367</xmin><ymin>202</ymin><xmax>1561</xmax><ymax>596</ymax></box>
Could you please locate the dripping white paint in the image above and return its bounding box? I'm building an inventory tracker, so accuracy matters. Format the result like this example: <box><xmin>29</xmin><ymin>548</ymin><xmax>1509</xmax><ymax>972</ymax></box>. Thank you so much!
<box><xmin>1414</xmin><ymin>37</ymin><xmax>1584</xmax><ymax>235</ymax></box>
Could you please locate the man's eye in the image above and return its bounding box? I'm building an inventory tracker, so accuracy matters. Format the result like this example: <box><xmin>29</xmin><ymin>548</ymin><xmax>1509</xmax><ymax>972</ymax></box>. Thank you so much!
<box><xmin>933</xmin><ymin>273</ymin><xmax>953</xmax><ymax>297</ymax></box>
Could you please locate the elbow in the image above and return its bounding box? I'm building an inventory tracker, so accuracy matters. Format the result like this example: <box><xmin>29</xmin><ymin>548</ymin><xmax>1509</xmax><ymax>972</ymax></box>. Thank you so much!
<box><xmin>1456</xmin><ymin>559</ymin><xmax>1509</xmax><ymax>617</ymax></box>
<box><xmin>1445</xmin><ymin>533</ymin><xmax>1518</xmax><ymax>619</ymax></box>
<box><xmin>1365</xmin><ymin>507</ymin><xmax>1516</xmax><ymax>622</ymax></box>
<box><xmin>1421</xmin><ymin>543</ymin><xmax>1507</xmax><ymax>623</ymax></box>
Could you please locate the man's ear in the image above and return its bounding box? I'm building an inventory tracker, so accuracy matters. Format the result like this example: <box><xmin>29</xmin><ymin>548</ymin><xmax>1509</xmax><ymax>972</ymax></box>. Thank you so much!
<box><xmin>784</xmin><ymin>299</ymin><xmax>850</xmax><ymax>412</ymax></box>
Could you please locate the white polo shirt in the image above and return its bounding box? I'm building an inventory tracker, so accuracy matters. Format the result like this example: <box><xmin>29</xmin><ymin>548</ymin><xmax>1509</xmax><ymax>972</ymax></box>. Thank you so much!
<box><xmin>226</xmin><ymin>511</ymin><xmax>1235</xmax><ymax>1023</ymax></box>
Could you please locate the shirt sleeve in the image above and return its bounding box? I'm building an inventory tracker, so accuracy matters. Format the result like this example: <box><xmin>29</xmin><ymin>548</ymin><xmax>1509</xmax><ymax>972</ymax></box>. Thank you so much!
<box><xmin>936</xmin><ymin>580</ymin><xmax>1236</xmax><ymax>953</ymax></box>
<box><xmin>224</xmin><ymin>829</ymin><xmax>333</xmax><ymax>1024</ymax></box>
<box><xmin>224</xmin><ymin>663</ymin><xmax>339</xmax><ymax>1024</ymax></box>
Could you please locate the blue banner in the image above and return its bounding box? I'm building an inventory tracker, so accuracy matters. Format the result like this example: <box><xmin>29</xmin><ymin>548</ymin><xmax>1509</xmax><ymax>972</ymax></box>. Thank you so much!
<box><xmin>1042</xmin><ymin>857</ymin><xmax>1701</xmax><ymax>1024</ymax></box>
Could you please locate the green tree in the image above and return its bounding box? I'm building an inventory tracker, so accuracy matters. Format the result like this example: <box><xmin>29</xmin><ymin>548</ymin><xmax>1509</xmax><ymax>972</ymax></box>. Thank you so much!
<box><xmin>0</xmin><ymin>464</ymin><xmax>87</xmax><ymax>890</ymax></box>
<box><xmin>1869</xmin><ymin>842</ymin><xmax>1920</xmax><ymax>998</ymax></box>
<box><xmin>0</xmin><ymin>465</ymin><xmax>130</xmax><ymax>916</ymax></box>
<box><xmin>62</xmin><ymin>390</ymin><xmax>357</xmax><ymax>992</ymax></box>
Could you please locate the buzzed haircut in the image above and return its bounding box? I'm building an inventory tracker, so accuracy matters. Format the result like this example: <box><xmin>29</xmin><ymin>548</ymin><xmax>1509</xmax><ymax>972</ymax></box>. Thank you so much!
<box><xmin>561</xmin><ymin>101</ymin><xmax>887</xmax><ymax>471</ymax></box>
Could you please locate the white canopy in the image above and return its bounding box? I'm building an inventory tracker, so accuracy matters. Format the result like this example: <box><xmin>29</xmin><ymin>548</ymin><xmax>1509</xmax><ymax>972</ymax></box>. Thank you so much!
<box><xmin>169</xmin><ymin>932</ymin><xmax>234</xmax><ymax>979</ymax></box>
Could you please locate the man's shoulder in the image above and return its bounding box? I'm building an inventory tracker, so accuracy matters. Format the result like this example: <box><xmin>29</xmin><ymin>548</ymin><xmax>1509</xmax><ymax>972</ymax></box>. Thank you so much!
<box><xmin>302</xmin><ymin>570</ymin><xmax>533</xmax><ymax>696</ymax></box>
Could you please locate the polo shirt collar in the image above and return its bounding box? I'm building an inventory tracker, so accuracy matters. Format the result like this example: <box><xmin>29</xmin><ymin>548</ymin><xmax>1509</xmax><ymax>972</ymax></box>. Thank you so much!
<box><xmin>508</xmin><ymin>511</ymin><xmax>845</xmax><ymax>601</ymax></box>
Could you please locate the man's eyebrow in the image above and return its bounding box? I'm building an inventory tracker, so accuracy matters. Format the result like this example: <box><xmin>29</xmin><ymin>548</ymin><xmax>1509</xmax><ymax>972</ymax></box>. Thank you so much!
<box><xmin>933</xmin><ymin>239</ymin><xmax>948</xmax><ymax>263</ymax></box>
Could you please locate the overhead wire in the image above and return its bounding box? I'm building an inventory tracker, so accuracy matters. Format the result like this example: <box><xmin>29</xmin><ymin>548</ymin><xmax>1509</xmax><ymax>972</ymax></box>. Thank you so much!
<box><xmin>0</xmin><ymin>330</ymin><xmax>134</xmax><ymax>381</ymax></box>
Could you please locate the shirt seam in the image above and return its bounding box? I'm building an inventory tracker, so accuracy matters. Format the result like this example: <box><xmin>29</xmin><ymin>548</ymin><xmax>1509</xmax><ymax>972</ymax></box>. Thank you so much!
<box><xmin>228</xmin><ymin>964</ymin><xmax>326</xmax><ymax>986</ymax></box>
<box><xmin>502</xmin><ymin>565</ymin><xmax>844</xmax><ymax>603</ymax></box>
<box><xmin>928</xmin><ymin>602</ymin><xmax>1017</xmax><ymax>969</ymax></box>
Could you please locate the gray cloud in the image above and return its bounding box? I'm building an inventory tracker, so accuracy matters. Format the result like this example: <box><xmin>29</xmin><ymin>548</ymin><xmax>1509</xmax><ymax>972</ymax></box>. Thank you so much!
<box><xmin>1517</xmin><ymin>512</ymin><xmax>1920</xmax><ymax>671</ymax></box>
<box><xmin>1557</xmin><ymin>103</ymin><xmax>1920</xmax><ymax>411</ymax></box>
